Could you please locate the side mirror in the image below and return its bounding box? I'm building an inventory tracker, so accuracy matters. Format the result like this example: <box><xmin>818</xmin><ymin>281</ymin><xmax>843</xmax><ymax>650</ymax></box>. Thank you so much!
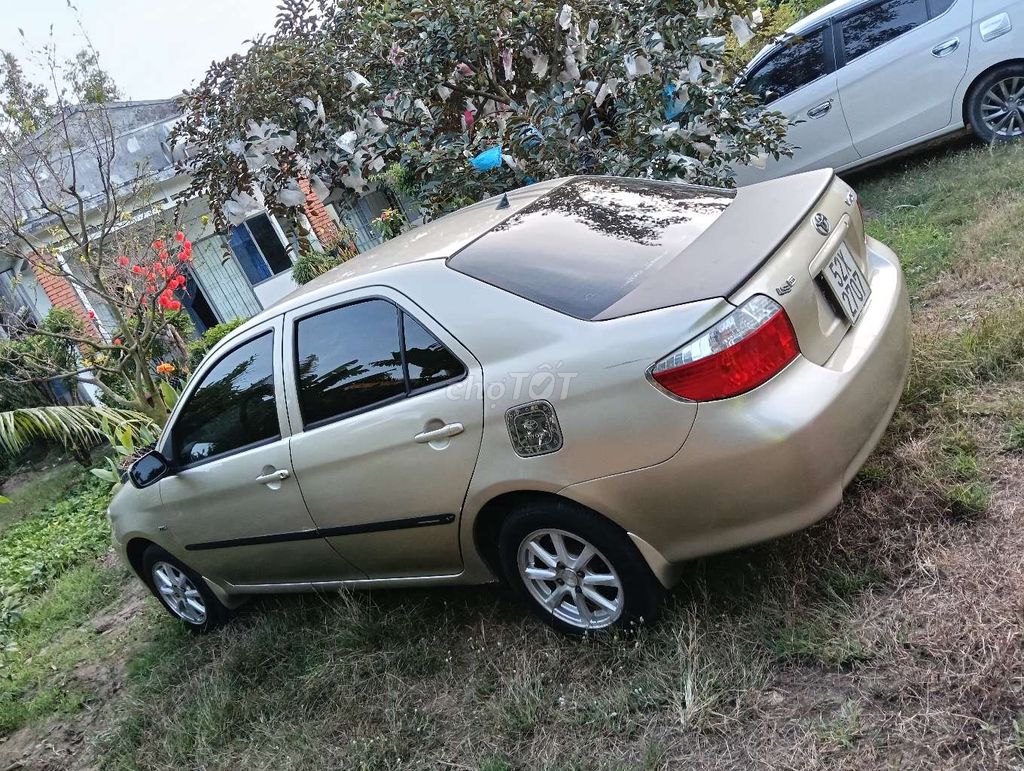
<box><xmin>129</xmin><ymin>450</ymin><xmax>172</xmax><ymax>489</ymax></box>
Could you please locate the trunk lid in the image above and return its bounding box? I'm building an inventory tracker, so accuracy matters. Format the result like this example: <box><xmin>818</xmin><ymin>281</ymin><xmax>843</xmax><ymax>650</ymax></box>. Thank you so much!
<box><xmin>725</xmin><ymin>172</ymin><xmax>869</xmax><ymax>365</ymax></box>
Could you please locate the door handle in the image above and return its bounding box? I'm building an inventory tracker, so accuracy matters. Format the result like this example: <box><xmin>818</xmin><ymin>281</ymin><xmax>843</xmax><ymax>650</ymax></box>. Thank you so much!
<box><xmin>807</xmin><ymin>99</ymin><xmax>832</xmax><ymax>119</ymax></box>
<box><xmin>414</xmin><ymin>422</ymin><xmax>464</xmax><ymax>444</ymax></box>
<box><xmin>255</xmin><ymin>469</ymin><xmax>290</xmax><ymax>484</ymax></box>
<box><xmin>931</xmin><ymin>37</ymin><xmax>960</xmax><ymax>57</ymax></box>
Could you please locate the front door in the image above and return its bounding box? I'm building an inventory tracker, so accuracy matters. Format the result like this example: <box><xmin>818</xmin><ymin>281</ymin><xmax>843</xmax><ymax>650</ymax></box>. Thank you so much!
<box><xmin>737</xmin><ymin>24</ymin><xmax>860</xmax><ymax>185</ymax></box>
<box><xmin>157</xmin><ymin>319</ymin><xmax>360</xmax><ymax>585</ymax></box>
<box><xmin>835</xmin><ymin>0</ymin><xmax>972</xmax><ymax>157</ymax></box>
<box><xmin>283</xmin><ymin>291</ymin><xmax>483</xmax><ymax>578</ymax></box>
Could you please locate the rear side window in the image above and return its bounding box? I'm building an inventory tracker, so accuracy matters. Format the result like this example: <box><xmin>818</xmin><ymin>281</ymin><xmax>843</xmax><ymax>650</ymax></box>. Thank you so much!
<box><xmin>295</xmin><ymin>299</ymin><xmax>465</xmax><ymax>428</ymax></box>
<box><xmin>746</xmin><ymin>30</ymin><xmax>828</xmax><ymax>103</ymax></box>
<box><xmin>171</xmin><ymin>332</ymin><xmax>279</xmax><ymax>466</ymax></box>
<box><xmin>838</xmin><ymin>0</ymin><xmax>929</xmax><ymax>62</ymax></box>
<box><xmin>402</xmin><ymin>313</ymin><xmax>466</xmax><ymax>390</ymax></box>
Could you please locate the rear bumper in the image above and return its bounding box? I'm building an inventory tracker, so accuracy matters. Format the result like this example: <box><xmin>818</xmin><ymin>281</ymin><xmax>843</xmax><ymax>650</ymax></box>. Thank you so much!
<box><xmin>560</xmin><ymin>236</ymin><xmax>910</xmax><ymax>578</ymax></box>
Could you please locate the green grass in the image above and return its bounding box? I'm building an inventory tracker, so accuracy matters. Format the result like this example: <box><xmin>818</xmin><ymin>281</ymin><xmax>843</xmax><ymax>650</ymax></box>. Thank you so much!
<box><xmin>855</xmin><ymin>141</ymin><xmax>1024</xmax><ymax>290</ymax></box>
<box><xmin>0</xmin><ymin>561</ymin><xmax>129</xmax><ymax>734</ymax></box>
<box><xmin>0</xmin><ymin>460</ymin><xmax>89</xmax><ymax>533</ymax></box>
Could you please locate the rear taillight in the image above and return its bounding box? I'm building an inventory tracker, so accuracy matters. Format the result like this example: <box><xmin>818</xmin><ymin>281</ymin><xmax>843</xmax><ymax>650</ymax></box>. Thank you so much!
<box><xmin>649</xmin><ymin>295</ymin><xmax>800</xmax><ymax>401</ymax></box>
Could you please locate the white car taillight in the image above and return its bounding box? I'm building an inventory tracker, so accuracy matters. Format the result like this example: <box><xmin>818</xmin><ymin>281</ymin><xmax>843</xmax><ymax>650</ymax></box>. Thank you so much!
<box><xmin>649</xmin><ymin>295</ymin><xmax>800</xmax><ymax>401</ymax></box>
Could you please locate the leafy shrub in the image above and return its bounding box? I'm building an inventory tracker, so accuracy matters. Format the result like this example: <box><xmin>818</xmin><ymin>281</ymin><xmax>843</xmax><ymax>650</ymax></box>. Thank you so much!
<box><xmin>187</xmin><ymin>318</ymin><xmax>247</xmax><ymax>369</ymax></box>
<box><xmin>0</xmin><ymin>479</ymin><xmax>110</xmax><ymax>638</ymax></box>
<box><xmin>292</xmin><ymin>249</ymin><xmax>347</xmax><ymax>285</ymax></box>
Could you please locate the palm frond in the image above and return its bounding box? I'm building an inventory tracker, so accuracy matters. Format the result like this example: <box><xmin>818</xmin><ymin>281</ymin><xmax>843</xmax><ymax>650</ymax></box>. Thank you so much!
<box><xmin>0</xmin><ymin>405</ymin><xmax>159</xmax><ymax>457</ymax></box>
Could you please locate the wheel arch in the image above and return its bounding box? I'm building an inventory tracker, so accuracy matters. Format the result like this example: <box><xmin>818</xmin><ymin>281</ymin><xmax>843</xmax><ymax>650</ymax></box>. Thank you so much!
<box><xmin>124</xmin><ymin>536</ymin><xmax>155</xmax><ymax>582</ymax></box>
<box><xmin>962</xmin><ymin>58</ymin><xmax>1024</xmax><ymax>126</ymax></box>
<box><xmin>471</xmin><ymin>489</ymin><xmax>677</xmax><ymax>588</ymax></box>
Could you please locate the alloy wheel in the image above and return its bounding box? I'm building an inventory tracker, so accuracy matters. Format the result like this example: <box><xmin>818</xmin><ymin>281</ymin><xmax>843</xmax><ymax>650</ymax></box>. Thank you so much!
<box><xmin>980</xmin><ymin>76</ymin><xmax>1024</xmax><ymax>138</ymax></box>
<box><xmin>152</xmin><ymin>561</ymin><xmax>207</xmax><ymax>625</ymax></box>
<box><xmin>517</xmin><ymin>528</ymin><xmax>624</xmax><ymax>630</ymax></box>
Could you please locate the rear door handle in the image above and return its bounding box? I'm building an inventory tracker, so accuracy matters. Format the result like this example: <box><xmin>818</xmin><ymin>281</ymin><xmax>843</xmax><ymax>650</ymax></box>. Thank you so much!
<box><xmin>414</xmin><ymin>423</ymin><xmax>464</xmax><ymax>443</ymax></box>
<box><xmin>255</xmin><ymin>469</ymin><xmax>290</xmax><ymax>484</ymax></box>
<box><xmin>931</xmin><ymin>37</ymin><xmax>960</xmax><ymax>57</ymax></box>
<box><xmin>807</xmin><ymin>99</ymin><xmax>832</xmax><ymax>119</ymax></box>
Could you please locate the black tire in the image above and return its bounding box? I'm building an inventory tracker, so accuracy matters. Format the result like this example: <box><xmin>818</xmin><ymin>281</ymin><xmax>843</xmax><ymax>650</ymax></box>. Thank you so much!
<box><xmin>498</xmin><ymin>499</ymin><xmax>665</xmax><ymax>636</ymax></box>
<box><xmin>142</xmin><ymin>545</ymin><xmax>229</xmax><ymax>633</ymax></box>
<box><xmin>967</xmin><ymin>64</ymin><xmax>1024</xmax><ymax>144</ymax></box>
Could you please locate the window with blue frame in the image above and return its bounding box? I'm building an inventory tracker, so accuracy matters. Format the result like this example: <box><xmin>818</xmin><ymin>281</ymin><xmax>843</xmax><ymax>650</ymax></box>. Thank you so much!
<box><xmin>228</xmin><ymin>213</ymin><xmax>294</xmax><ymax>285</ymax></box>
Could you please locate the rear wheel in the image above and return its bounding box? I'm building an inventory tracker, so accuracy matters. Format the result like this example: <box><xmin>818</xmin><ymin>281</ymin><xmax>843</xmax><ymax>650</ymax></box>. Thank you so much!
<box><xmin>498</xmin><ymin>500</ymin><xmax>664</xmax><ymax>636</ymax></box>
<box><xmin>968</xmin><ymin>65</ymin><xmax>1024</xmax><ymax>143</ymax></box>
<box><xmin>142</xmin><ymin>545</ymin><xmax>229</xmax><ymax>633</ymax></box>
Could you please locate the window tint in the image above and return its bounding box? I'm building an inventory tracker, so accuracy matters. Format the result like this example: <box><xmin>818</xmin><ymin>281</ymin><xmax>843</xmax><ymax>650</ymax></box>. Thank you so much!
<box><xmin>839</xmin><ymin>0</ymin><xmax>928</xmax><ymax>62</ymax></box>
<box><xmin>172</xmin><ymin>333</ymin><xmax>279</xmax><ymax>466</ymax></box>
<box><xmin>402</xmin><ymin>313</ymin><xmax>466</xmax><ymax>390</ymax></box>
<box><xmin>448</xmin><ymin>177</ymin><xmax>732</xmax><ymax>319</ymax></box>
<box><xmin>296</xmin><ymin>300</ymin><xmax>406</xmax><ymax>426</ymax></box>
<box><xmin>746</xmin><ymin>30</ymin><xmax>828</xmax><ymax>103</ymax></box>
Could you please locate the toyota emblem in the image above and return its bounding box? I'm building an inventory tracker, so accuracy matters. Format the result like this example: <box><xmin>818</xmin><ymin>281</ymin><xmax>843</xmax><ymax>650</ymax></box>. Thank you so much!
<box><xmin>813</xmin><ymin>212</ymin><xmax>831</xmax><ymax>236</ymax></box>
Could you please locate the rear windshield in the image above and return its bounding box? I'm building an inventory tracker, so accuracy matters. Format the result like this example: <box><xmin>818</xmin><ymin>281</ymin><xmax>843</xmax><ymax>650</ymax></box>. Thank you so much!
<box><xmin>447</xmin><ymin>177</ymin><xmax>733</xmax><ymax>319</ymax></box>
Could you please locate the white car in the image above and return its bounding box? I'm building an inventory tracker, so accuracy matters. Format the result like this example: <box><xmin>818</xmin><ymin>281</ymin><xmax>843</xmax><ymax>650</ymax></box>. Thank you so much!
<box><xmin>735</xmin><ymin>0</ymin><xmax>1021</xmax><ymax>184</ymax></box>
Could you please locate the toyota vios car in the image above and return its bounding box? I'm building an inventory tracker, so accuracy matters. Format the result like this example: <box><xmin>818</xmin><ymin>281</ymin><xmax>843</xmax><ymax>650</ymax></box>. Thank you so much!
<box><xmin>109</xmin><ymin>170</ymin><xmax>910</xmax><ymax>636</ymax></box>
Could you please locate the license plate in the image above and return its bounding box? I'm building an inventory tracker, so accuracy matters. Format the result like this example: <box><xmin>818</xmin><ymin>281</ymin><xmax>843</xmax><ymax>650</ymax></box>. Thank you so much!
<box><xmin>820</xmin><ymin>244</ymin><xmax>870</xmax><ymax>324</ymax></box>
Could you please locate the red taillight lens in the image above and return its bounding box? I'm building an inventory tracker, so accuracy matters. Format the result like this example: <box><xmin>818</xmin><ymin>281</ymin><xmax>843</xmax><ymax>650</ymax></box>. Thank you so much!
<box><xmin>650</xmin><ymin>295</ymin><xmax>800</xmax><ymax>401</ymax></box>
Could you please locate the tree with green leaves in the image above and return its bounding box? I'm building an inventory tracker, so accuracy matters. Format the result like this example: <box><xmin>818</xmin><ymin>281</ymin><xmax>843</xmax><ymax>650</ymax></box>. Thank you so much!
<box><xmin>175</xmin><ymin>0</ymin><xmax>789</xmax><ymax>233</ymax></box>
<box><xmin>0</xmin><ymin>46</ymin><xmax>188</xmax><ymax>462</ymax></box>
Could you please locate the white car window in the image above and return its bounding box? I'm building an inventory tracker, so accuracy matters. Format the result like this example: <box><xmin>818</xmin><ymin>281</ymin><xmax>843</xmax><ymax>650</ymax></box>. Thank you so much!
<box><xmin>746</xmin><ymin>29</ymin><xmax>829</xmax><ymax>104</ymax></box>
<box><xmin>838</xmin><ymin>0</ymin><xmax>929</xmax><ymax>62</ymax></box>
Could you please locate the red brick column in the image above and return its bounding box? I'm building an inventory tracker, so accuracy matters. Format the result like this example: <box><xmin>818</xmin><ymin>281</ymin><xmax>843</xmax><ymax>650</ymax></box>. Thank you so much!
<box><xmin>31</xmin><ymin>257</ymin><xmax>97</xmax><ymax>332</ymax></box>
<box><xmin>299</xmin><ymin>178</ymin><xmax>342</xmax><ymax>250</ymax></box>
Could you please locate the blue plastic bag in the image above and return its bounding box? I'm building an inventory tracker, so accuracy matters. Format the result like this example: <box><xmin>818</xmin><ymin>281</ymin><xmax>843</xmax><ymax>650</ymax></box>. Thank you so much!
<box><xmin>469</xmin><ymin>145</ymin><xmax>503</xmax><ymax>171</ymax></box>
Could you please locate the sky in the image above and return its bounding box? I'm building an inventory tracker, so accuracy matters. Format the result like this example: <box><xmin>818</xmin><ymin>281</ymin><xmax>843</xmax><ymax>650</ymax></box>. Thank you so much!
<box><xmin>0</xmin><ymin>0</ymin><xmax>283</xmax><ymax>100</ymax></box>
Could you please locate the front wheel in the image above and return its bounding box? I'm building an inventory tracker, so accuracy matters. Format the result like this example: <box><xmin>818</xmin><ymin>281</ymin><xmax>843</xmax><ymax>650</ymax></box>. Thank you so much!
<box><xmin>142</xmin><ymin>545</ymin><xmax>229</xmax><ymax>633</ymax></box>
<box><xmin>498</xmin><ymin>500</ymin><xmax>665</xmax><ymax>636</ymax></box>
<box><xmin>967</xmin><ymin>65</ymin><xmax>1024</xmax><ymax>143</ymax></box>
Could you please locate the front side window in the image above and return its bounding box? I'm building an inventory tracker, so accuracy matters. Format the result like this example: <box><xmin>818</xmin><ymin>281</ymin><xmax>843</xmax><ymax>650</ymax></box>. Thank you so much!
<box><xmin>171</xmin><ymin>332</ymin><xmax>279</xmax><ymax>466</ymax></box>
<box><xmin>746</xmin><ymin>29</ymin><xmax>828</xmax><ymax>103</ymax></box>
<box><xmin>228</xmin><ymin>213</ymin><xmax>294</xmax><ymax>285</ymax></box>
<box><xmin>295</xmin><ymin>299</ymin><xmax>465</xmax><ymax>428</ymax></box>
<box><xmin>839</xmin><ymin>0</ymin><xmax>928</xmax><ymax>62</ymax></box>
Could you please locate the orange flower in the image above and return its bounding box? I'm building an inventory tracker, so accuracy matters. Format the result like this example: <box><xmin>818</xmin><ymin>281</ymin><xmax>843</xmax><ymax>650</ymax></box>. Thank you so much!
<box><xmin>155</xmin><ymin>362</ymin><xmax>176</xmax><ymax>376</ymax></box>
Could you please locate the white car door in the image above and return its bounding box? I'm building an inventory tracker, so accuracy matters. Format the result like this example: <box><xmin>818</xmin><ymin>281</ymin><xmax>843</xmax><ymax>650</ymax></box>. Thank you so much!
<box><xmin>835</xmin><ymin>0</ymin><xmax>972</xmax><ymax>158</ymax></box>
<box><xmin>736</xmin><ymin>24</ymin><xmax>860</xmax><ymax>185</ymax></box>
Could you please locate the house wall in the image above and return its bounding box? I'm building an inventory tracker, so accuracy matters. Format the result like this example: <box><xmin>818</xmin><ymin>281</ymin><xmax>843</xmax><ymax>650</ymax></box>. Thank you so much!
<box><xmin>31</xmin><ymin>258</ymin><xmax>96</xmax><ymax>332</ymax></box>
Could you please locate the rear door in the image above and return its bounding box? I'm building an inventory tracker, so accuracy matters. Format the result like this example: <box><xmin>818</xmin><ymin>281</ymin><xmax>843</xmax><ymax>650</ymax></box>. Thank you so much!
<box><xmin>158</xmin><ymin>318</ymin><xmax>359</xmax><ymax>585</ymax></box>
<box><xmin>737</xmin><ymin>24</ymin><xmax>860</xmax><ymax>184</ymax></box>
<box><xmin>835</xmin><ymin>0</ymin><xmax>972</xmax><ymax>157</ymax></box>
<box><xmin>283</xmin><ymin>288</ymin><xmax>483</xmax><ymax>578</ymax></box>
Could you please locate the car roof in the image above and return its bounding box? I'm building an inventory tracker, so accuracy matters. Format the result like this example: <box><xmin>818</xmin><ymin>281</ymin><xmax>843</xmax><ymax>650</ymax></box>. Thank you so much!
<box><xmin>746</xmin><ymin>0</ymin><xmax>853</xmax><ymax>71</ymax></box>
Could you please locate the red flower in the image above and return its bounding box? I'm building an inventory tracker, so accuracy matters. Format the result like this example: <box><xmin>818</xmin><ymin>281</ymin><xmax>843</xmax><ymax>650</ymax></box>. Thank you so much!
<box><xmin>170</xmin><ymin>300</ymin><xmax>182</xmax><ymax>311</ymax></box>
<box><xmin>113</xmin><ymin>337</ymin><xmax>122</xmax><ymax>346</ymax></box>
<box><xmin>88</xmin><ymin>310</ymin><xmax>96</xmax><ymax>320</ymax></box>
<box><xmin>175</xmin><ymin>231</ymin><xmax>185</xmax><ymax>242</ymax></box>
<box><xmin>131</xmin><ymin>265</ymin><xmax>143</xmax><ymax>274</ymax></box>
<box><xmin>117</xmin><ymin>255</ymin><xmax>130</xmax><ymax>266</ymax></box>
<box><xmin>158</xmin><ymin>250</ymin><xmax>169</xmax><ymax>260</ymax></box>
<box><xmin>152</xmin><ymin>239</ymin><xmax>164</xmax><ymax>250</ymax></box>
